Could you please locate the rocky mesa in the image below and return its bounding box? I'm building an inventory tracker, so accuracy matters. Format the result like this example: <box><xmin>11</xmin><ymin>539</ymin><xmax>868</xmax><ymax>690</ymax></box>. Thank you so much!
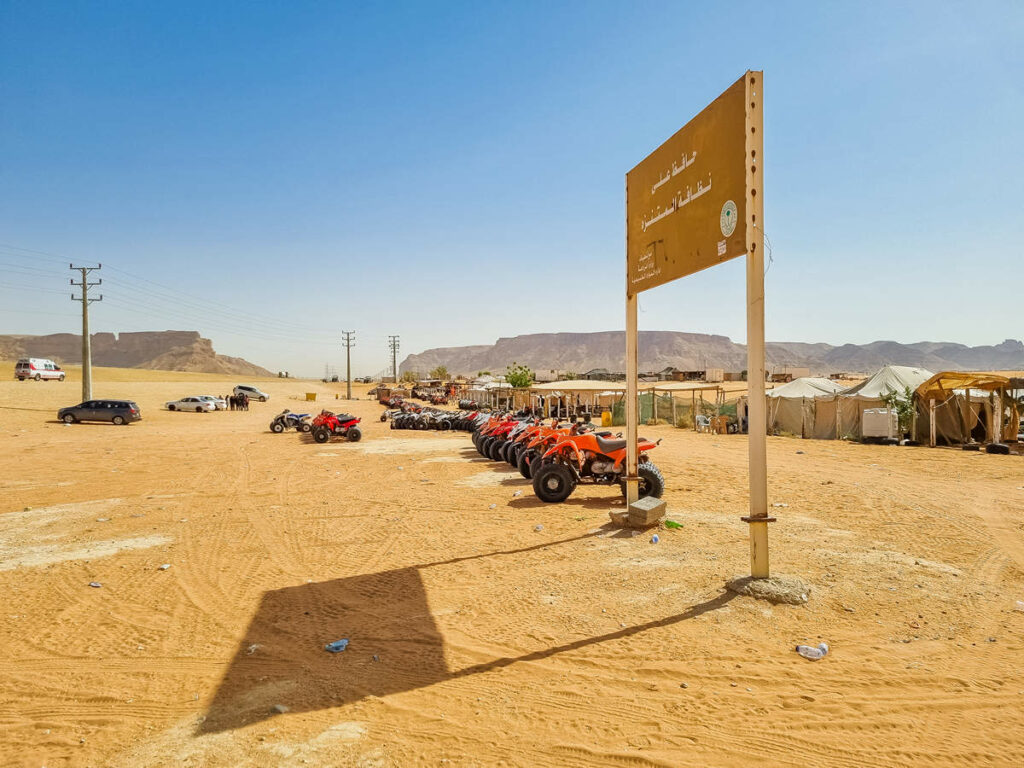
<box><xmin>0</xmin><ymin>331</ymin><xmax>274</xmax><ymax>377</ymax></box>
<box><xmin>400</xmin><ymin>331</ymin><xmax>1024</xmax><ymax>376</ymax></box>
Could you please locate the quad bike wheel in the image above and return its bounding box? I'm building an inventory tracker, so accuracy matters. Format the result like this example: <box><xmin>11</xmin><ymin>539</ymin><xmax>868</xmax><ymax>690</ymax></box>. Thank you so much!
<box><xmin>347</xmin><ymin>426</ymin><xmax>362</xmax><ymax>442</ymax></box>
<box><xmin>270</xmin><ymin>421</ymin><xmax>285</xmax><ymax>433</ymax></box>
<box><xmin>480</xmin><ymin>436</ymin><xmax>494</xmax><ymax>457</ymax></box>
<box><xmin>517</xmin><ymin>448</ymin><xmax>537</xmax><ymax>479</ymax></box>
<box><xmin>532</xmin><ymin>462</ymin><xmax>577</xmax><ymax>503</ymax></box>
<box><xmin>312</xmin><ymin>426</ymin><xmax>331</xmax><ymax>443</ymax></box>
<box><xmin>619</xmin><ymin>462</ymin><xmax>666</xmax><ymax>499</ymax></box>
<box><xmin>380</xmin><ymin>413</ymin><xmax>387</xmax><ymax>422</ymax></box>
<box><xmin>488</xmin><ymin>439</ymin><xmax>505</xmax><ymax>461</ymax></box>
<box><xmin>300</xmin><ymin>422</ymin><xmax>312</xmax><ymax>433</ymax></box>
<box><xmin>507</xmin><ymin>442</ymin><xmax>523</xmax><ymax>466</ymax></box>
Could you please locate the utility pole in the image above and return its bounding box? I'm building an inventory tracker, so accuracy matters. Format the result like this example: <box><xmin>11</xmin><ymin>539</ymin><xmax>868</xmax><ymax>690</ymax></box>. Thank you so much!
<box><xmin>70</xmin><ymin>263</ymin><xmax>102</xmax><ymax>401</ymax></box>
<box><xmin>342</xmin><ymin>331</ymin><xmax>355</xmax><ymax>399</ymax></box>
<box><xmin>387</xmin><ymin>335</ymin><xmax>400</xmax><ymax>383</ymax></box>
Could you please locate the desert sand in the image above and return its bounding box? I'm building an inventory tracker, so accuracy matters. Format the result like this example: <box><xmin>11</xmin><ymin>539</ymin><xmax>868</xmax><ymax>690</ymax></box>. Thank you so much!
<box><xmin>1</xmin><ymin>363</ymin><xmax>1023</xmax><ymax>767</ymax></box>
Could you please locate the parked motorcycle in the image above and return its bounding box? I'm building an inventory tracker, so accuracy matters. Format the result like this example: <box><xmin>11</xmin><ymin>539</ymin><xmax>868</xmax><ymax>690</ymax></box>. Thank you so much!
<box><xmin>311</xmin><ymin>411</ymin><xmax>362</xmax><ymax>443</ymax></box>
<box><xmin>270</xmin><ymin>410</ymin><xmax>311</xmax><ymax>433</ymax></box>
<box><xmin>531</xmin><ymin>430</ymin><xmax>664</xmax><ymax>503</ymax></box>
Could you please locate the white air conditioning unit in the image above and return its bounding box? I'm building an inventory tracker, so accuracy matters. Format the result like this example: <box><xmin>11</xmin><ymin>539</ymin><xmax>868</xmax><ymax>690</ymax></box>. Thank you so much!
<box><xmin>862</xmin><ymin>408</ymin><xmax>898</xmax><ymax>438</ymax></box>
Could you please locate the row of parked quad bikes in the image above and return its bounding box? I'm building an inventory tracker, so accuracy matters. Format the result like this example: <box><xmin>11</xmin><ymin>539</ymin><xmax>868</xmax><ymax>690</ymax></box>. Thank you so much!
<box><xmin>381</xmin><ymin>403</ymin><xmax>667</xmax><ymax>504</ymax></box>
<box><xmin>269</xmin><ymin>409</ymin><xmax>362</xmax><ymax>443</ymax></box>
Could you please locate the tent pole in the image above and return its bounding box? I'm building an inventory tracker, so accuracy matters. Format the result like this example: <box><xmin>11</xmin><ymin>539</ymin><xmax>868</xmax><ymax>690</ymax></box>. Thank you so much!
<box><xmin>962</xmin><ymin>390</ymin><xmax>971</xmax><ymax>443</ymax></box>
<box><xmin>625</xmin><ymin>291</ymin><xmax>639</xmax><ymax>504</ymax></box>
<box><xmin>929</xmin><ymin>398</ymin><xmax>936</xmax><ymax>447</ymax></box>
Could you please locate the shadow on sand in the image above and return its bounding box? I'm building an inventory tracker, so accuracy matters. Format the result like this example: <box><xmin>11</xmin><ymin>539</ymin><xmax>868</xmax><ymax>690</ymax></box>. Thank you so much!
<box><xmin>199</xmin><ymin>530</ymin><xmax>734</xmax><ymax>734</ymax></box>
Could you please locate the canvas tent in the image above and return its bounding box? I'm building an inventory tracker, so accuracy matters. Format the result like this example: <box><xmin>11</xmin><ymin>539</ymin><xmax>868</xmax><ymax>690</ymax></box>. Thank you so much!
<box><xmin>813</xmin><ymin>365</ymin><xmax>933</xmax><ymax>440</ymax></box>
<box><xmin>913</xmin><ymin>371</ymin><xmax>1016</xmax><ymax>446</ymax></box>
<box><xmin>766</xmin><ymin>377</ymin><xmax>846</xmax><ymax>438</ymax></box>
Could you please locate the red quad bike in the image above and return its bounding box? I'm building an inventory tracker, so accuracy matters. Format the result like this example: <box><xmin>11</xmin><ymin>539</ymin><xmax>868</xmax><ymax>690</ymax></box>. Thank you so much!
<box><xmin>311</xmin><ymin>411</ymin><xmax>362</xmax><ymax>443</ymax></box>
<box><xmin>531</xmin><ymin>431</ymin><xmax>664</xmax><ymax>503</ymax></box>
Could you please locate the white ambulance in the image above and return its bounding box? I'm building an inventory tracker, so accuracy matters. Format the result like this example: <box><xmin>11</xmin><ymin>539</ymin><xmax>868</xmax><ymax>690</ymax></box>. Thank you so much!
<box><xmin>14</xmin><ymin>358</ymin><xmax>66</xmax><ymax>381</ymax></box>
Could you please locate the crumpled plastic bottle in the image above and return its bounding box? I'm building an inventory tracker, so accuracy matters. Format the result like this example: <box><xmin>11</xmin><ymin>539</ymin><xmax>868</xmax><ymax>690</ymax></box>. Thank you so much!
<box><xmin>795</xmin><ymin>642</ymin><xmax>829</xmax><ymax>660</ymax></box>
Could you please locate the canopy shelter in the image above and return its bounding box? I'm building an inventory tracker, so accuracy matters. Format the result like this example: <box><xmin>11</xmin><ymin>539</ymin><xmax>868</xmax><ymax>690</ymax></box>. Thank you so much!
<box><xmin>914</xmin><ymin>371</ymin><xmax>1016</xmax><ymax>446</ymax></box>
<box><xmin>529</xmin><ymin>380</ymin><xmax>634</xmax><ymax>417</ymax></box>
<box><xmin>765</xmin><ymin>377</ymin><xmax>846</xmax><ymax>438</ymax></box>
<box><xmin>813</xmin><ymin>365</ymin><xmax>933</xmax><ymax>440</ymax></box>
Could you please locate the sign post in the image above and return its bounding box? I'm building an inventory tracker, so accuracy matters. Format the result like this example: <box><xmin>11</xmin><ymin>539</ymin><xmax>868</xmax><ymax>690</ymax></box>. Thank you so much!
<box><xmin>626</xmin><ymin>71</ymin><xmax>772</xmax><ymax>577</ymax></box>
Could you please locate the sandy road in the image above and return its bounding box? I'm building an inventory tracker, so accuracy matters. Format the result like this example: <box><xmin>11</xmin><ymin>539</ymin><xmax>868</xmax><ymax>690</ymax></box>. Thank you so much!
<box><xmin>1</xmin><ymin>368</ymin><xmax>1022</xmax><ymax>767</ymax></box>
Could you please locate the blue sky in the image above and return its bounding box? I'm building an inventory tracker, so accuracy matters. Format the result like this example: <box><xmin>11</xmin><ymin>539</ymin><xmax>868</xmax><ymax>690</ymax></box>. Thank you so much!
<box><xmin>1</xmin><ymin>1</ymin><xmax>1021</xmax><ymax>376</ymax></box>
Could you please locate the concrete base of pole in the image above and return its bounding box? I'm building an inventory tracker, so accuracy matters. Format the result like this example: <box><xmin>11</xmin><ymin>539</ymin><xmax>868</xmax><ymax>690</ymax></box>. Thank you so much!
<box><xmin>726</xmin><ymin>575</ymin><xmax>810</xmax><ymax>605</ymax></box>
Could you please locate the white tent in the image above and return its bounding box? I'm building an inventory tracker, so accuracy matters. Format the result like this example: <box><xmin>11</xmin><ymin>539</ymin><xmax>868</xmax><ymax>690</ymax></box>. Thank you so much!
<box><xmin>766</xmin><ymin>377</ymin><xmax>847</xmax><ymax>437</ymax></box>
<box><xmin>814</xmin><ymin>365</ymin><xmax>933</xmax><ymax>440</ymax></box>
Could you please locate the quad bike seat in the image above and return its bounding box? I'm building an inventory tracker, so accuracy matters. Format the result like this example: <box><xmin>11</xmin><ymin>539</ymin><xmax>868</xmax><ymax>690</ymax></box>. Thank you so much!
<box><xmin>595</xmin><ymin>435</ymin><xmax>628</xmax><ymax>453</ymax></box>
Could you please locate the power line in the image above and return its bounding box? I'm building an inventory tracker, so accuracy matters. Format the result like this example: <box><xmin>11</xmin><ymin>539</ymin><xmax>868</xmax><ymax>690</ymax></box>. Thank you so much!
<box><xmin>0</xmin><ymin>242</ymin><xmax>336</xmax><ymax>339</ymax></box>
<box><xmin>342</xmin><ymin>330</ymin><xmax>355</xmax><ymax>399</ymax></box>
<box><xmin>70</xmin><ymin>263</ymin><xmax>102</xmax><ymax>401</ymax></box>
<box><xmin>388</xmin><ymin>335</ymin><xmax>400</xmax><ymax>383</ymax></box>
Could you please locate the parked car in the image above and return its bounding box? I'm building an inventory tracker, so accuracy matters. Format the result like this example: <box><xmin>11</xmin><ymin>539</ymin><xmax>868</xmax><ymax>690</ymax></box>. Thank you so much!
<box><xmin>58</xmin><ymin>399</ymin><xmax>141</xmax><ymax>425</ymax></box>
<box><xmin>166</xmin><ymin>396</ymin><xmax>217</xmax><ymax>412</ymax></box>
<box><xmin>234</xmin><ymin>384</ymin><xmax>269</xmax><ymax>402</ymax></box>
<box><xmin>15</xmin><ymin>358</ymin><xmax>65</xmax><ymax>381</ymax></box>
<box><xmin>198</xmin><ymin>395</ymin><xmax>227</xmax><ymax>410</ymax></box>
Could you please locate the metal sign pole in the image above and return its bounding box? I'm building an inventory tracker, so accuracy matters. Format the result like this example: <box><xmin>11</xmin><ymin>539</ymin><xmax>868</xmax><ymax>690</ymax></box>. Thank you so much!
<box><xmin>625</xmin><ymin>291</ymin><xmax>639</xmax><ymax>504</ymax></box>
<box><xmin>741</xmin><ymin>72</ymin><xmax>772</xmax><ymax>578</ymax></box>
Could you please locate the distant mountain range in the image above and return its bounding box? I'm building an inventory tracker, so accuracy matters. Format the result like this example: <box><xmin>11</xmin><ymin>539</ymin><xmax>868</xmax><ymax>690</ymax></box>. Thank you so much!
<box><xmin>400</xmin><ymin>331</ymin><xmax>1024</xmax><ymax>376</ymax></box>
<box><xmin>0</xmin><ymin>331</ymin><xmax>274</xmax><ymax>377</ymax></box>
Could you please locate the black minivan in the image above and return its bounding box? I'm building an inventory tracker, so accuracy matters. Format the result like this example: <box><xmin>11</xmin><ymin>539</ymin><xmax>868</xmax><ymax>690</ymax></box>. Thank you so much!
<box><xmin>58</xmin><ymin>399</ymin><xmax>142</xmax><ymax>425</ymax></box>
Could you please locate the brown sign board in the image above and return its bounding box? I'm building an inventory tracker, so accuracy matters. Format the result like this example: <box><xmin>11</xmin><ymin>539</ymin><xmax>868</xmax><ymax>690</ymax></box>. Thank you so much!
<box><xmin>627</xmin><ymin>72</ymin><xmax>758</xmax><ymax>294</ymax></box>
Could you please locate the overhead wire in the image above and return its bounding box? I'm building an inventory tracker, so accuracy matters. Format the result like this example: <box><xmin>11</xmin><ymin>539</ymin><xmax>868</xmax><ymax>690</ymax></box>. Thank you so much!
<box><xmin>0</xmin><ymin>243</ymin><xmax>339</xmax><ymax>342</ymax></box>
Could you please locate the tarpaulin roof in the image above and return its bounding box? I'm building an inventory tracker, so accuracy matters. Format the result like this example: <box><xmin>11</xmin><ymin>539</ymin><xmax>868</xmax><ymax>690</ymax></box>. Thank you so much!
<box><xmin>767</xmin><ymin>377</ymin><xmax>846</xmax><ymax>399</ymax></box>
<box><xmin>916</xmin><ymin>371</ymin><xmax>1010</xmax><ymax>401</ymax></box>
<box><xmin>531</xmin><ymin>380</ymin><xmax>633</xmax><ymax>392</ymax></box>
<box><xmin>840</xmin><ymin>365</ymin><xmax>933</xmax><ymax>400</ymax></box>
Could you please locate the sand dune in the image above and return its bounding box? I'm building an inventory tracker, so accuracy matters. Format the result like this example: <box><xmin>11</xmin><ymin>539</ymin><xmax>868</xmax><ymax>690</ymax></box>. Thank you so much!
<box><xmin>1</xmin><ymin>367</ymin><xmax>1022</xmax><ymax>766</ymax></box>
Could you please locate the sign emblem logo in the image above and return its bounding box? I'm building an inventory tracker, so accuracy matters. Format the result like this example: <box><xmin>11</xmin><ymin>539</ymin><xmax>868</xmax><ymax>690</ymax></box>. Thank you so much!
<box><xmin>720</xmin><ymin>200</ymin><xmax>738</xmax><ymax>237</ymax></box>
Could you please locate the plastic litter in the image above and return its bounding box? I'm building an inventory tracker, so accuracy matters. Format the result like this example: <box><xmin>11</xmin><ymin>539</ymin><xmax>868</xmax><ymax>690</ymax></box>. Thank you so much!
<box><xmin>88</xmin><ymin>582</ymin><xmax>102</xmax><ymax>588</ymax></box>
<box><xmin>1014</xmin><ymin>601</ymin><xmax>1024</xmax><ymax>613</ymax></box>
<box><xmin>158</xmin><ymin>564</ymin><xmax>171</xmax><ymax>571</ymax></box>
<box><xmin>534</xmin><ymin>524</ymin><xmax>543</xmax><ymax>532</ymax></box>
<box><xmin>650</xmin><ymin>534</ymin><xmax>660</xmax><ymax>544</ymax></box>
<box><xmin>488</xmin><ymin>504</ymin><xmax>496</xmax><ymax>509</ymax></box>
<box><xmin>664</xmin><ymin>520</ymin><xmax>683</xmax><ymax>530</ymax></box>
<box><xmin>795</xmin><ymin>642</ymin><xmax>829</xmax><ymax>660</ymax></box>
<box><xmin>324</xmin><ymin>639</ymin><xmax>349</xmax><ymax>653</ymax></box>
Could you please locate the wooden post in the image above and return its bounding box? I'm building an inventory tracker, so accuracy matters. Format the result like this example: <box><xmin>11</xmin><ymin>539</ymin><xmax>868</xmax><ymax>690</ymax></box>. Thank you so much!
<box><xmin>994</xmin><ymin>389</ymin><xmax>1003</xmax><ymax>442</ymax></box>
<box><xmin>672</xmin><ymin>395</ymin><xmax>677</xmax><ymax>427</ymax></box>
<box><xmin>929</xmin><ymin>398</ymin><xmax>936</xmax><ymax>447</ymax></box>
<box><xmin>743</xmin><ymin>72</ymin><xmax>770</xmax><ymax>579</ymax></box>
<box><xmin>692</xmin><ymin>390</ymin><xmax>697</xmax><ymax>430</ymax></box>
<box><xmin>962</xmin><ymin>389</ymin><xmax>971</xmax><ymax>443</ymax></box>
<box><xmin>625</xmin><ymin>291</ymin><xmax>640</xmax><ymax>504</ymax></box>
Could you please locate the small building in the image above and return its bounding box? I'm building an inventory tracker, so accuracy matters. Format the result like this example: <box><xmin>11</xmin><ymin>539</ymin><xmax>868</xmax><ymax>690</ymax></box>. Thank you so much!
<box><xmin>533</xmin><ymin>369</ymin><xmax>562</xmax><ymax>383</ymax></box>
<box><xmin>705</xmin><ymin>367</ymin><xmax>725</xmax><ymax>383</ymax></box>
